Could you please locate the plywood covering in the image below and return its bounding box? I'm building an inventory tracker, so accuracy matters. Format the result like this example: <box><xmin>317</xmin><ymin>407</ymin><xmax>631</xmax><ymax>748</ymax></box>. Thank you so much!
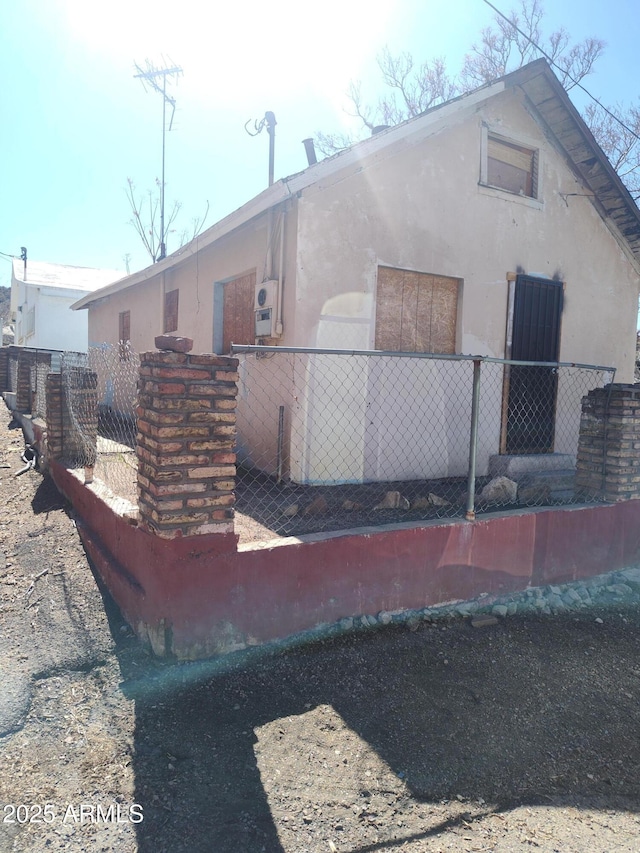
<box><xmin>375</xmin><ymin>266</ymin><xmax>458</xmax><ymax>353</ymax></box>
<box><xmin>223</xmin><ymin>271</ymin><xmax>256</xmax><ymax>354</ymax></box>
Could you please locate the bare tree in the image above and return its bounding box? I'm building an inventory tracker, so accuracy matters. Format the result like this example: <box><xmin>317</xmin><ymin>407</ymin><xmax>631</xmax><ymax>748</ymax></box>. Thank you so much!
<box><xmin>460</xmin><ymin>0</ymin><xmax>604</xmax><ymax>90</ymax></box>
<box><xmin>315</xmin><ymin>0</ymin><xmax>606</xmax><ymax>157</ymax></box>
<box><xmin>584</xmin><ymin>101</ymin><xmax>640</xmax><ymax>201</ymax></box>
<box><xmin>125</xmin><ymin>179</ymin><xmax>210</xmax><ymax>265</ymax></box>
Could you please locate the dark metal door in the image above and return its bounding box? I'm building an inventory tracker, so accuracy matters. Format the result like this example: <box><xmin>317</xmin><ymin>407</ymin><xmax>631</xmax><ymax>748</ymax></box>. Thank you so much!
<box><xmin>506</xmin><ymin>275</ymin><xmax>563</xmax><ymax>454</ymax></box>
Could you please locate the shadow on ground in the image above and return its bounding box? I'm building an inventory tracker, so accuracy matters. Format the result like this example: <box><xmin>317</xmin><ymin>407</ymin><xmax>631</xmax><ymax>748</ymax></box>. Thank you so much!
<box><xmin>91</xmin><ymin>585</ymin><xmax>640</xmax><ymax>853</ymax></box>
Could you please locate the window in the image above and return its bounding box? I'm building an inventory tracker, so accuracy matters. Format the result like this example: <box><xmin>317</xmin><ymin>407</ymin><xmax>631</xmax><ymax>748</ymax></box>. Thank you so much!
<box><xmin>485</xmin><ymin>133</ymin><xmax>538</xmax><ymax>198</ymax></box>
<box><xmin>375</xmin><ymin>267</ymin><xmax>459</xmax><ymax>354</ymax></box>
<box><xmin>164</xmin><ymin>289</ymin><xmax>179</xmax><ymax>333</ymax></box>
<box><xmin>118</xmin><ymin>310</ymin><xmax>130</xmax><ymax>360</ymax></box>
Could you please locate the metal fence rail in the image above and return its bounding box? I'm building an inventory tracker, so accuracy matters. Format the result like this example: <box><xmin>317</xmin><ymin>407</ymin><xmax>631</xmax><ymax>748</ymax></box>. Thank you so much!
<box><xmin>232</xmin><ymin>345</ymin><xmax>614</xmax><ymax>539</ymax></box>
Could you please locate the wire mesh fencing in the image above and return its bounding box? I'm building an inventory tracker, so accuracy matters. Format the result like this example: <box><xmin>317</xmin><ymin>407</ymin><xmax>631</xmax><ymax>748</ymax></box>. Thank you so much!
<box><xmin>59</xmin><ymin>343</ymin><xmax>139</xmax><ymax>502</ymax></box>
<box><xmin>231</xmin><ymin>345</ymin><xmax>614</xmax><ymax>539</ymax></box>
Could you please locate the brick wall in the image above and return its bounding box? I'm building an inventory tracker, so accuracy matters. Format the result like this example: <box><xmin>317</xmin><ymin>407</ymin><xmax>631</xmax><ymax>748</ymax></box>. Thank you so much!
<box><xmin>12</xmin><ymin>346</ymin><xmax>37</xmax><ymax>412</ymax></box>
<box><xmin>43</xmin><ymin>368</ymin><xmax>98</xmax><ymax>468</ymax></box>
<box><xmin>576</xmin><ymin>384</ymin><xmax>640</xmax><ymax>501</ymax></box>
<box><xmin>62</xmin><ymin>368</ymin><xmax>98</xmax><ymax>466</ymax></box>
<box><xmin>0</xmin><ymin>347</ymin><xmax>8</xmax><ymax>393</ymax></box>
<box><xmin>45</xmin><ymin>373</ymin><xmax>64</xmax><ymax>463</ymax></box>
<box><xmin>136</xmin><ymin>351</ymin><xmax>238</xmax><ymax>538</ymax></box>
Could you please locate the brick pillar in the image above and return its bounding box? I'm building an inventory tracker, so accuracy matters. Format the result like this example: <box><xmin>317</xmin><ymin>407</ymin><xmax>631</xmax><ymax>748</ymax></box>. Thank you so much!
<box><xmin>576</xmin><ymin>384</ymin><xmax>640</xmax><ymax>501</ymax></box>
<box><xmin>136</xmin><ymin>351</ymin><xmax>238</xmax><ymax>539</ymax></box>
<box><xmin>62</xmin><ymin>368</ymin><xmax>98</xmax><ymax>466</ymax></box>
<box><xmin>15</xmin><ymin>349</ymin><xmax>36</xmax><ymax>412</ymax></box>
<box><xmin>0</xmin><ymin>347</ymin><xmax>8</xmax><ymax>393</ymax></box>
<box><xmin>46</xmin><ymin>373</ymin><xmax>64</xmax><ymax>462</ymax></box>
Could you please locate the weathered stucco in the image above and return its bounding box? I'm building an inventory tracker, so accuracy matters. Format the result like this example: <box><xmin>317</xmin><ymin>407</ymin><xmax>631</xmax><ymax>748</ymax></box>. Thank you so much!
<box><xmin>81</xmin><ymin>77</ymin><xmax>639</xmax><ymax>484</ymax></box>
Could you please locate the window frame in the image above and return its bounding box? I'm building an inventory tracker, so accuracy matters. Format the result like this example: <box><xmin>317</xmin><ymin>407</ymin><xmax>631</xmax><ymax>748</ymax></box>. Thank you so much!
<box><xmin>480</xmin><ymin>126</ymin><xmax>541</xmax><ymax>203</ymax></box>
<box><xmin>118</xmin><ymin>310</ymin><xmax>131</xmax><ymax>361</ymax></box>
<box><xmin>164</xmin><ymin>289</ymin><xmax>179</xmax><ymax>334</ymax></box>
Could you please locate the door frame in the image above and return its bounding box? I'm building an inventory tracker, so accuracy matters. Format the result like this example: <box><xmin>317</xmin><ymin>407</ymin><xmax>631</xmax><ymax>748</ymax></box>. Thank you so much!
<box><xmin>499</xmin><ymin>272</ymin><xmax>565</xmax><ymax>454</ymax></box>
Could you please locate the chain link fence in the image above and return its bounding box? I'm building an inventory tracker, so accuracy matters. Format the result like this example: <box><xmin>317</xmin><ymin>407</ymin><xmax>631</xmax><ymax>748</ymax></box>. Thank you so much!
<box><xmin>231</xmin><ymin>345</ymin><xmax>614</xmax><ymax>539</ymax></box>
<box><xmin>59</xmin><ymin>343</ymin><xmax>139</xmax><ymax>502</ymax></box>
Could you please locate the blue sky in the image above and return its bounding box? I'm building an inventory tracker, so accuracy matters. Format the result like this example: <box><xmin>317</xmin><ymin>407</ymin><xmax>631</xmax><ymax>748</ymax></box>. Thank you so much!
<box><xmin>0</xmin><ymin>0</ymin><xmax>638</xmax><ymax>289</ymax></box>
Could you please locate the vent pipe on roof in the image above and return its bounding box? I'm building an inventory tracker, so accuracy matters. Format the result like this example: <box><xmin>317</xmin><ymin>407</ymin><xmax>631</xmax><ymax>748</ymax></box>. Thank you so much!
<box><xmin>302</xmin><ymin>138</ymin><xmax>317</xmax><ymax>166</ymax></box>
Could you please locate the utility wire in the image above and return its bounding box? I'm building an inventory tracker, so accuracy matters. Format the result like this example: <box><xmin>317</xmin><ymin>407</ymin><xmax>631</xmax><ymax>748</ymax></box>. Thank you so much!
<box><xmin>481</xmin><ymin>0</ymin><xmax>640</xmax><ymax>143</ymax></box>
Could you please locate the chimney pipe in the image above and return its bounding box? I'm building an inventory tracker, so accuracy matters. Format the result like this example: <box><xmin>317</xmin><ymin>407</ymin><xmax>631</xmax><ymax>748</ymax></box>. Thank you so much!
<box><xmin>302</xmin><ymin>137</ymin><xmax>317</xmax><ymax>166</ymax></box>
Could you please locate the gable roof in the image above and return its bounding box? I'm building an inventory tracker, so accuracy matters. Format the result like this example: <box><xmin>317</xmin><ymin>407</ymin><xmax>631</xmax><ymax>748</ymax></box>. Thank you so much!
<box><xmin>73</xmin><ymin>58</ymin><xmax>640</xmax><ymax>310</ymax></box>
<box><xmin>12</xmin><ymin>259</ymin><xmax>125</xmax><ymax>293</ymax></box>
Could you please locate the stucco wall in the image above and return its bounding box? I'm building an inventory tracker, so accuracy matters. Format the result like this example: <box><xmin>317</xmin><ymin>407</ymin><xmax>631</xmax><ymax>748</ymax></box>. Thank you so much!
<box><xmin>86</xmin><ymin>204</ymin><xmax>299</xmax><ymax>356</ymax></box>
<box><xmin>293</xmin><ymin>88</ymin><xmax>638</xmax><ymax>376</ymax></box>
<box><xmin>282</xmin><ymin>88</ymin><xmax>638</xmax><ymax>481</ymax></box>
<box><xmin>16</xmin><ymin>284</ymin><xmax>90</xmax><ymax>352</ymax></box>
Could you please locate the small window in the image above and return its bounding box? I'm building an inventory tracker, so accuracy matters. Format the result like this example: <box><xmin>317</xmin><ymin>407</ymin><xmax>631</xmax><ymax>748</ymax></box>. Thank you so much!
<box><xmin>118</xmin><ymin>310</ymin><xmax>130</xmax><ymax>360</ymax></box>
<box><xmin>486</xmin><ymin>134</ymin><xmax>538</xmax><ymax>198</ymax></box>
<box><xmin>164</xmin><ymin>289</ymin><xmax>179</xmax><ymax>334</ymax></box>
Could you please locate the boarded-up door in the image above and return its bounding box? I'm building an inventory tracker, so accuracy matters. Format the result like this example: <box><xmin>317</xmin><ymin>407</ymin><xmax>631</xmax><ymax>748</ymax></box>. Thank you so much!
<box><xmin>223</xmin><ymin>271</ymin><xmax>255</xmax><ymax>354</ymax></box>
<box><xmin>504</xmin><ymin>275</ymin><xmax>563</xmax><ymax>454</ymax></box>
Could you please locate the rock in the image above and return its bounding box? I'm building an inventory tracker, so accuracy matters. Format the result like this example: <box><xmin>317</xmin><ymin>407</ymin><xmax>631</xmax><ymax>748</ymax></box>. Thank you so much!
<box><xmin>282</xmin><ymin>503</ymin><xmax>299</xmax><ymax>517</ymax></box>
<box><xmin>342</xmin><ymin>499</ymin><xmax>364</xmax><ymax>511</ymax></box>
<box><xmin>374</xmin><ymin>491</ymin><xmax>410</xmax><ymax>510</ymax></box>
<box><xmin>492</xmin><ymin>605</ymin><xmax>508</xmax><ymax>618</ymax></box>
<box><xmin>413</xmin><ymin>493</ymin><xmax>451</xmax><ymax>509</ymax></box>
<box><xmin>480</xmin><ymin>476</ymin><xmax>518</xmax><ymax>504</ymax></box>
<box><xmin>471</xmin><ymin>615</ymin><xmax>498</xmax><ymax>628</ymax></box>
<box><xmin>339</xmin><ymin>617</ymin><xmax>354</xmax><ymax>631</ymax></box>
<box><xmin>428</xmin><ymin>492</ymin><xmax>451</xmax><ymax>507</ymax></box>
<box><xmin>378</xmin><ymin>611</ymin><xmax>392</xmax><ymax>625</ymax></box>
<box><xmin>304</xmin><ymin>496</ymin><xmax>329</xmax><ymax>516</ymax></box>
<box><xmin>411</xmin><ymin>496</ymin><xmax>431</xmax><ymax>510</ymax></box>
<box><xmin>518</xmin><ymin>483</ymin><xmax>551</xmax><ymax>505</ymax></box>
<box><xmin>154</xmin><ymin>335</ymin><xmax>194</xmax><ymax>353</ymax></box>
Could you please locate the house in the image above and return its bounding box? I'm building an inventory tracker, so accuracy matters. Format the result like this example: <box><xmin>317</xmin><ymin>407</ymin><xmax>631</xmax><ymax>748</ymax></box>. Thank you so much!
<box><xmin>11</xmin><ymin>259</ymin><xmax>124</xmax><ymax>353</ymax></box>
<box><xmin>73</xmin><ymin>58</ymin><xmax>640</xmax><ymax>484</ymax></box>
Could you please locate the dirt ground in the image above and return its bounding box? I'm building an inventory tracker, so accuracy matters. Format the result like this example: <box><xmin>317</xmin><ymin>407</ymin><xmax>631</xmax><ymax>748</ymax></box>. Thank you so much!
<box><xmin>2</xmin><ymin>406</ymin><xmax>640</xmax><ymax>852</ymax></box>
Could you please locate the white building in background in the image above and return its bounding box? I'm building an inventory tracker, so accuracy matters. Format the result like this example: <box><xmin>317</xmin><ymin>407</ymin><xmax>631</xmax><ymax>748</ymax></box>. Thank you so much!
<box><xmin>11</xmin><ymin>259</ymin><xmax>124</xmax><ymax>353</ymax></box>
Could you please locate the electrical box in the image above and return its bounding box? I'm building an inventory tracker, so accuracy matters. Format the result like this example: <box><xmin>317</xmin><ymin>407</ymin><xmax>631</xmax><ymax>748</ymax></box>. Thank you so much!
<box><xmin>254</xmin><ymin>280</ymin><xmax>279</xmax><ymax>337</ymax></box>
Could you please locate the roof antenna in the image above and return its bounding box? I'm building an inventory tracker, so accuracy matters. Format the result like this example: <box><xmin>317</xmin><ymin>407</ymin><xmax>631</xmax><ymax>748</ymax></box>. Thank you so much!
<box><xmin>245</xmin><ymin>111</ymin><xmax>277</xmax><ymax>187</ymax></box>
<box><xmin>20</xmin><ymin>246</ymin><xmax>27</xmax><ymax>280</ymax></box>
<box><xmin>134</xmin><ymin>58</ymin><xmax>183</xmax><ymax>261</ymax></box>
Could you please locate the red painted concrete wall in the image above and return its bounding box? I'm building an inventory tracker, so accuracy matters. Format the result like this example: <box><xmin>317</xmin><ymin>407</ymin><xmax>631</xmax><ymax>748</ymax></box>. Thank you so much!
<box><xmin>46</xmin><ymin>458</ymin><xmax>640</xmax><ymax>660</ymax></box>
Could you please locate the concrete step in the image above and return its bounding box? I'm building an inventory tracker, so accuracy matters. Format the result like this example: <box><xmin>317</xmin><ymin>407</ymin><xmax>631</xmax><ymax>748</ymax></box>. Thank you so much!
<box><xmin>489</xmin><ymin>453</ymin><xmax>575</xmax><ymax>482</ymax></box>
<box><xmin>517</xmin><ymin>469</ymin><xmax>576</xmax><ymax>504</ymax></box>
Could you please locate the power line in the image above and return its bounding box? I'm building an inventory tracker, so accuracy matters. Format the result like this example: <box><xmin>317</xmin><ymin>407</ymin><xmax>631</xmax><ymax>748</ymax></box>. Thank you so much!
<box><xmin>481</xmin><ymin>0</ymin><xmax>640</xmax><ymax>144</ymax></box>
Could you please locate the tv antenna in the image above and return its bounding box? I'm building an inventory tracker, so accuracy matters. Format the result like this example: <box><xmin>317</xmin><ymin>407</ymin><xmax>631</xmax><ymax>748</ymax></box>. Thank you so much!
<box><xmin>134</xmin><ymin>58</ymin><xmax>183</xmax><ymax>261</ymax></box>
<box><xmin>245</xmin><ymin>111</ymin><xmax>277</xmax><ymax>187</ymax></box>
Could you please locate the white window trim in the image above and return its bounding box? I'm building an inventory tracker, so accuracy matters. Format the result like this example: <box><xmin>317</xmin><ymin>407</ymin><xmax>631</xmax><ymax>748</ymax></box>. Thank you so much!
<box><xmin>479</xmin><ymin>125</ymin><xmax>543</xmax><ymax>208</ymax></box>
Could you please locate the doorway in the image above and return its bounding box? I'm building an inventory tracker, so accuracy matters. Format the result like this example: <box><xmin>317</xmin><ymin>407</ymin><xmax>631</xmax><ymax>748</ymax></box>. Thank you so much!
<box><xmin>503</xmin><ymin>274</ymin><xmax>563</xmax><ymax>454</ymax></box>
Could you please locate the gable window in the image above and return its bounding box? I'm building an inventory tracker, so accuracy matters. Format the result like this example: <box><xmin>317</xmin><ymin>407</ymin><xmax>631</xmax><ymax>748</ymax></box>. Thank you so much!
<box><xmin>484</xmin><ymin>132</ymin><xmax>538</xmax><ymax>199</ymax></box>
<box><xmin>375</xmin><ymin>266</ymin><xmax>459</xmax><ymax>354</ymax></box>
<box><xmin>164</xmin><ymin>289</ymin><xmax>179</xmax><ymax>333</ymax></box>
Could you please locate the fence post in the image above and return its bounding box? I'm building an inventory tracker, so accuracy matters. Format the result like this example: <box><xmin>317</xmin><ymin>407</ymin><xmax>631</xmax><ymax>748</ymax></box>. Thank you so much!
<box><xmin>576</xmin><ymin>383</ymin><xmax>640</xmax><ymax>501</ymax></box>
<box><xmin>136</xmin><ymin>348</ymin><xmax>238</xmax><ymax>540</ymax></box>
<box><xmin>465</xmin><ymin>358</ymin><xmax>482</xmax><ymax>521</ymax></box>
<box><xmin>45</xmin><ymin>372</ymin><xmax>64</xmax><ymax>465</ymax></box>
